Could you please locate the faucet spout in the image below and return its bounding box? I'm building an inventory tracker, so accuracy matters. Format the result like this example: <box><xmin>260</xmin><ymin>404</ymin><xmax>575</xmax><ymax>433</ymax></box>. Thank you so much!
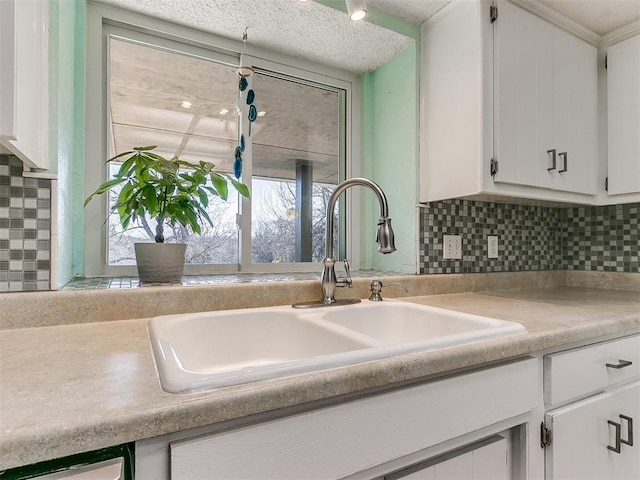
<box><xmin>320</xmin><ymin>177</ymin><xmax>396</xmax><ymax>304</ymax></box>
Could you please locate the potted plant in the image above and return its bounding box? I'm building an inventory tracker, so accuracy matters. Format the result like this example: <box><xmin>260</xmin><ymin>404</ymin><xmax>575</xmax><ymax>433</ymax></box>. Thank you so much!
<box><xmin>85</xmin><ymin>146</ymin><xmax>249</xmax><ymax>284</ymax></box>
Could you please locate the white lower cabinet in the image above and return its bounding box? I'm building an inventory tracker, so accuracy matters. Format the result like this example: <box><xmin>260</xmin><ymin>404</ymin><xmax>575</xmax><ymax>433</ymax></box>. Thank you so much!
<box><xmin>543</xmin><ymin>334</ymin><xmax>640</xmax><ymax>480</ymax></box>
<box><xmin>545</xmin><ymin>381</ymin><xmax>640</xmax><ymax>480</ymax></box>
<box><xmin>137</xmin><ymin>358</ymin><xmax>540</xmax><ymax>480</ymax></box>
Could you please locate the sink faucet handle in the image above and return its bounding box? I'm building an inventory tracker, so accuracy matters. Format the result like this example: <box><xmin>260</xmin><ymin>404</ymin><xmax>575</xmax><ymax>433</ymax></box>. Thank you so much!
<box><xmin>369</xmin><ymin>280</ymin><xmax>408</xmax><ymax>301</ymax></box>
<box><xmin>336</xmin><ymin>259</ymin><xmax>353</xmax><ymax>288</ymax></box>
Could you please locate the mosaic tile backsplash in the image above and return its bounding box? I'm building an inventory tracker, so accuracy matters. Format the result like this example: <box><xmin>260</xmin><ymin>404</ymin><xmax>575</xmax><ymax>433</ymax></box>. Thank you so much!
<box><xmin>419</xmin><ymin>199</ymin><xmax>640</xmax><ymax>274</ymax></box>
<box><xmin>0</xmin><ymin>155</ymin><xmax>51</xmax><ymax>292</ymax></box>
<box><xmin>564</xmin><ymin>203</ymin><xmax>639</xmax><ymax>272</ymax></box>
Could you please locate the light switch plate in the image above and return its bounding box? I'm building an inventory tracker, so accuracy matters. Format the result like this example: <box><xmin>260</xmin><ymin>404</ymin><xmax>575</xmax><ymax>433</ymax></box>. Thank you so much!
<box><xmin>443</xmin><ymin>235</ymin><xmax>462</xmax><ymax>259</ymax></box>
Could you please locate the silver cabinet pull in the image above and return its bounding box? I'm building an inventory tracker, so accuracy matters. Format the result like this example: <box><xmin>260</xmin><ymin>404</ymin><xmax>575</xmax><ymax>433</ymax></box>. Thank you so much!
<box><xmin>606</xmin><ymin>359</ymin><xmax>633</xmax><ymax>369</ymax></box>
<box><xmin>558</xmin><ymin>152</ymin><xmax>567</xmax><ymax>173</ymax></box>
<box><xmin>621</xmin><ymin>415</ymin><xmax>634</xmax><ymax>446</ymax></box>
<box><xmin>608</xmin><ymin>420</ymin><xmax>622</xmax><ymax>453</ymax></box>
<box><xmin>547</xmin><ymin>149</ymin><xmax>557</xmax><ymax>171</ymax></box>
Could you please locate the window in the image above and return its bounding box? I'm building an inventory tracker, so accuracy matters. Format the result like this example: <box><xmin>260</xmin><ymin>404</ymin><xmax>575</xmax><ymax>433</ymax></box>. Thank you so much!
<box><xmin>84</xmin><ymin>13</ymin><xmax>357</xmax><ymax>277</ymax></box>
<box><xmin>248</xmin><ymin>71</ymin><xmax>342</xmax><ymax>264</ymax></box>
<box><xmin>106</xmin><ymin>36</ymin><xmax>241</xmax><ymax>266</ymax></box>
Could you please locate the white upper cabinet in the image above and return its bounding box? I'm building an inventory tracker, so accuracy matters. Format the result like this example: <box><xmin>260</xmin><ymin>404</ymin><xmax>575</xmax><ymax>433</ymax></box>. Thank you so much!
<box><xmin>420</xmin><ymin>0</ymin><xmax>599</xmax><ymax>203</ymax></box>
<box><xmin>606</xmin><ymin>34</ymin><xmax>640</xmax><ymax>196</ymax></box>
<box><xmin>495</xmin><ymin>0</ymin><xmax>598</xmax><ymax>195</ymax></box>
<box><xmin>0</xmin><ymin>0</ymin><xmax>49</xmax><ymax>170</ymax></box>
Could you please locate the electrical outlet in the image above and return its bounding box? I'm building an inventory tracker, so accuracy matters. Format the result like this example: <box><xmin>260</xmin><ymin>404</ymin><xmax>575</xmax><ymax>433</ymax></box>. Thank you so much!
<box><xmin>443</xmin><ymin>235</ymin><xmax>462</xmax><ymax>259</ymax></box>
<box><xmin>487</xmin><ymin>235</ymin><xmax>499</xmax><ymax>258</ymax></box>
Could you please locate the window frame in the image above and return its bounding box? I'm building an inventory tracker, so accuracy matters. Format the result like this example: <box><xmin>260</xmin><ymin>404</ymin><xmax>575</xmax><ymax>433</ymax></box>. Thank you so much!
<box><xmin>84</xmin><ymin>3</ymin><xmax>361</xmax><ymax>277</ymax></box>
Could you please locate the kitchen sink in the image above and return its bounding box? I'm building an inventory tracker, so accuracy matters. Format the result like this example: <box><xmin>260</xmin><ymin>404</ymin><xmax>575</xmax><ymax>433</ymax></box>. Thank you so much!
<box><xmin>148</xmin><ymin>301</ymin><xmax>526</xmax><ymax>393</ymax></box>
<box><xmin>320</xmin><ymin>302</ymin><xmax>525</xmax><ymax>346</ymax></box>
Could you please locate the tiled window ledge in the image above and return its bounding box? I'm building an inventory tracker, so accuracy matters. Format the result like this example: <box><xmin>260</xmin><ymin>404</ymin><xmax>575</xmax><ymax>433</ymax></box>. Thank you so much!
<box><xmin>61</xmin><ymin>270</ymin><xmax>406</xmax><ymax>290</ymax></box>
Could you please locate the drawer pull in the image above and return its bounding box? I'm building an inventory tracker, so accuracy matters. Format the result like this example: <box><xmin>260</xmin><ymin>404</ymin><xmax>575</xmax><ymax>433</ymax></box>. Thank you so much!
<box><xmin>606</xmin><ymin>359</ymin><xmax>633</xmax><ymax>369</ymax></box>
<box><xmin>558</xmin><ymin>152</ymin><xmax>568</xmax><ymax>173</ymax></box>
<box><xmin>620</xmin><ymin>415</ymin><xmax>633</xmax><ymax>447</ymax></box>
<box><xmin>608</xmin><ymin>420</ymin><xmax>622</xmax><ymax>453</ymax></box>
<box><xmin>547</xmin><ymin>149</ymin><xmax>557</xmax><ymax>171</ymax></box>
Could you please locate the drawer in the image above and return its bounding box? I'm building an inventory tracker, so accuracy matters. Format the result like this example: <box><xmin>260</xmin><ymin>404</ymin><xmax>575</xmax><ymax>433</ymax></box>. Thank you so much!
<box><xmin>544</xmin><ymin>334</ymin><xmax>640</xmax><ymax>406</ymax></box>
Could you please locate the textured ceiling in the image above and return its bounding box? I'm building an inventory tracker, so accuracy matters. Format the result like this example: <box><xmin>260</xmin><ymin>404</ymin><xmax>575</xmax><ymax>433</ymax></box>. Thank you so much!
<box><xmin>369</xmin><ymin>0</ymin><xmax>452</xmax><ymax>24</ymax></box>
<box><xmin>95</xmin><ymin>0</ymin><xmax>413</xmax><ymax>74</ymax></box>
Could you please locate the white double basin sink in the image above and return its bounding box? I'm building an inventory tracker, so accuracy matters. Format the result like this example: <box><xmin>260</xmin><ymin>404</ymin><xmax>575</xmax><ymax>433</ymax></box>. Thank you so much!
<box><xmin>148</xmin><ymin>300</ymin><xmax>527</xmax><ymax>393</ymax></box>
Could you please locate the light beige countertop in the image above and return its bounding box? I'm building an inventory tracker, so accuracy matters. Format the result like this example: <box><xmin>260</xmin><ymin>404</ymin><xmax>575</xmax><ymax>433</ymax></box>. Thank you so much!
<box><xmin>1</xmin><ymin>275</ymin><xmax>640</xmax><ymax>470</ymax></box>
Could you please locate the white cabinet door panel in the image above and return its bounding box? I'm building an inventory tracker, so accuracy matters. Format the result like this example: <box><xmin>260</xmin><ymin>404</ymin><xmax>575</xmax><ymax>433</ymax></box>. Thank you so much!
<box><xmin>552</xmin><ymin>26</ymin><xmax>599</xmax><ymax>195</ymax></box>
<box><xmin>607</xmin><ymin>34</ymin><xmax>640</xmax><ymax>196</ymax></box>
<box><xmin>546</xmin><ymin>380</ymin><xmax>640</xmax><ymax>480</ymax></box>
<box><xmin>0</xmin><ymin>0</ymin><xmax>49</xmax><ymax>169</ymax></box>
<box><xmin>494</xmin><ymin>0</ymin><xmax>597</xmax><ymax>195</ymax></box>
<box><xmin>494</xmin><ymin>0</ymin><xmax>554</xmax><ymax>190</ymax></box>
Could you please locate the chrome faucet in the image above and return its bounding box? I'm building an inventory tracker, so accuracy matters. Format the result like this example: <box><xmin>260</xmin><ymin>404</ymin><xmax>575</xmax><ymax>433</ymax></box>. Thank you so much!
<box><xmin>293</xmin><ymin>177</ymin><xmax>396</xmax><ymax>308</ymax></box>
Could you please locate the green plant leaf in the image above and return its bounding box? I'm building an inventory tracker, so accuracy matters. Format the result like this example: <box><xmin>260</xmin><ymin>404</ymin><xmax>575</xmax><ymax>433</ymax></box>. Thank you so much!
<box><xmin>116</xmin><ymin>155</ymin><xmax>138</xmax><ymax>179</ymax></box>
<box><xmin>227</xmin><ymin>175</ymin><xmax>250</xmax><ymax>199</ymax></box>
<box><xmin>197</xmin><ymin>188</ymin><xmax>209</xmax><ymax>208</ymax></box>
<box><xmin>210</xmin><ymin>173</ymin><xmax>229</xmax><ymax>200</ymax></box>
<box><xmin>142</xmin><ymin>184</ymin><xmax>158</xmax><ymax>214</ymax></box>
<box><xmin>195</xmin><ymin>203</ymin><xmax>213</xmax><ymax>228</ymax></box>
<box><xmin>106</xmin><ymin>150</ymin><xmax>135</xmax><ymax>163</ymax></box>
<box><xmin>84</xmin><ymin>178</ymin><xmax>126</xmax><ymax>206</ymax></box>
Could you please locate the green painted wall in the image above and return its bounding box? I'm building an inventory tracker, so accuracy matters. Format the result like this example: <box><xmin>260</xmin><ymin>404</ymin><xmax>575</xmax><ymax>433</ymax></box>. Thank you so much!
<box><xmin>360</xmin><ymin>43</ymin><xmax>419</xmax><ymax>274</ymax></box>
<box><xmin>50</xmin><ymin>0</ymin><xmax>85</xmax><ymax>286</ymax></box>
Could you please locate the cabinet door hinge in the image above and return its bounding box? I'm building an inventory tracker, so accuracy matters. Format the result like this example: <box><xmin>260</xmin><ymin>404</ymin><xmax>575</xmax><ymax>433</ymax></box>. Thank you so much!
<box><xmin>541</xmin><ymin>422</ymin><xmax>552</xmax><ymax>448</ymax></box>
<box><xmin>605</xmin><ymin>176</ymin><xmax>609</xmax><ymax>192</ymax></box>
<box><xmin>490</xmin><ymin>158</ymin><xmax>499</xmax><ymax>176</ymax></box>
<box><xmin>490</xmin><ymin>5</ymin><xmax>498</xmax><ymax>23</ymax></box>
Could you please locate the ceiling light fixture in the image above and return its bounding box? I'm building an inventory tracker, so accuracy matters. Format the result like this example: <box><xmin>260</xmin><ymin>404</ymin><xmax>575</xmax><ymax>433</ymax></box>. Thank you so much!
<box><xmin>181</xmin><ymin>101</ymin><xmax>192</xmax><ymax>109</ymax></box>
<box><xmin>219</xmin><ymin>108</ymin><xmax>229</xmax><ymax>115</ymax></box>
<box><xmin>346</xmin><ymin>0</ymin><xmax>367</xmax><ymax>21</ymax></box>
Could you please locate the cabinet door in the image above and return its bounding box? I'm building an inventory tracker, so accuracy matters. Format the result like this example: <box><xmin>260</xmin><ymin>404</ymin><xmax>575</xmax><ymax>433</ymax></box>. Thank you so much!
<box><xmin>0</xmin><ymin>0</ymin><xmax>49</xmax><ymax>169</ymax></box>
<box><xmin>494</xmin><ymin>0</ymin><xmax>598</xmax><ymax>195</ymax></box>
<box><xmin>546</xmin><ymin>380</ymin><xmax>640</xmax><ymax>480</ymax></box>
<box><xmin>552</xmin><ymin>26</ymin><xmax>599</xmax><ymax>195</ymax></box>
<box><xmin>607</xmin><ymin>34</ymin><xmax>640</xmax><ymax>196</ymax></box>
<box><xmin>494</xmin><ymin>0</ymin><xmax>554</xmax><ymax>190</ymax></box>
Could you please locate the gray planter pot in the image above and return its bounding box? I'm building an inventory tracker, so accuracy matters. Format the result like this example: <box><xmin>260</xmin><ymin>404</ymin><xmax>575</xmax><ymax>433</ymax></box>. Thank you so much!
<box><xmin>134</xmin><ymin>243</ymin><xmax>187</xmax><ymax>284</ymax></box>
